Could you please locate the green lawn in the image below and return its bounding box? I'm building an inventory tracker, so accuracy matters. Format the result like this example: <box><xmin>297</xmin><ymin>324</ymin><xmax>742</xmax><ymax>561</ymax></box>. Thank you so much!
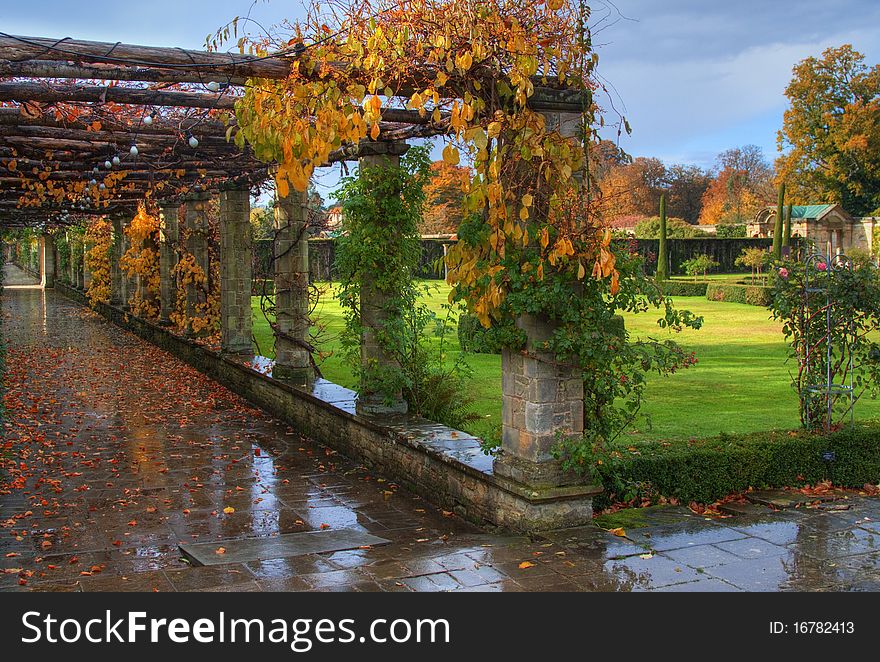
<box><xmin>251</xmin><ymin>281</ymin><xmax>880</xmax><ymax>444</ymax></box>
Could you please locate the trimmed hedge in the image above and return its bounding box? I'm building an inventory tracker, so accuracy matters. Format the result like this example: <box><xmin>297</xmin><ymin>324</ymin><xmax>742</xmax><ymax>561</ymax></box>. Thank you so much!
<box><xmin>661</xmin><ymin>280</ymin><xmax>709</xmax><ymax>297</ymax></box>
<box><xmin>457</xmin><ymin>314</ymin><xmax>504</xmax><ymax>354</ymax></box>
<box><xmin>706</xmin><ymin>282</ymin><xmax>773</xmax><ymax>306</ymax></box>
<box><xmin>594</xmin><ymin>424</ymin><xmax>880</xmax><ymax>509</ymax></box>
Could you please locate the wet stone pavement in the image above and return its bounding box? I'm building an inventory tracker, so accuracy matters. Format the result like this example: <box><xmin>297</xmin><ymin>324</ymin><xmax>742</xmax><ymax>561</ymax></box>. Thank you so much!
<box><xmin>2</xmin><ymin>264</ymin><xmax>879</xmax><ymax>592</ymax></box>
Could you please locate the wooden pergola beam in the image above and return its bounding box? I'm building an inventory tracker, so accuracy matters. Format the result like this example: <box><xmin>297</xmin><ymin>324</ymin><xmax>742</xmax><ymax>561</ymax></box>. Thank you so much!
<box><xmin>0</xmin><ymin>81</ymin><xmax>236</xmax><ymax>109</ymax></box>
<box><xmin>0</xmin><ymin>106</ymin><xmax>230</xmax><ymax>135</ymax></box>
<box><xmin>0</xmin><ymin>34</ymin><xmax>293</xmax><ymax>79</ymax></box>
<box><xmin>0</xmin><ymin>59</ymin><xmax>250</xmax><ymax>86</ymax></box>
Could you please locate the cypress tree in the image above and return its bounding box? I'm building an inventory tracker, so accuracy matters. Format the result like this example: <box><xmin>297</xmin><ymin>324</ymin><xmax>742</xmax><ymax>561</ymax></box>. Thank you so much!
<box><xmin>772</xmin><ymin>182</ymin><xmax>785</xmax><ymax>258</ymax></box>
<box><xmin>783</xmin><ymin>203</ymin><xmax>793</xmax><ymax>248</ymax></box>
<box><xmin>656</xmin><ymin>193</ymin><xmax>669</xmax><ymax>281</ymax></box>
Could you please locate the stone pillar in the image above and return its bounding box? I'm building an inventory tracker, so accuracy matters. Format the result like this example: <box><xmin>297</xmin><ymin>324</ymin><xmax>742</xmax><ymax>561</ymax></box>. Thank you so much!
<box><xmin>67</xmin><ymin>234</ymin><xmax>76</xmax><ymax>285</ymax></box>
<box><xmin>356</xmin><ymin>140</ymin><xmax>410</xmax><ymax>415</ymax></box>
<box><xmin>272</xmin><ymin>180</ymin><xmax>311</xmax><ymax>383</ymax></box>
<box><xmin>158</xmin><ymin>201</ymin><xmax>180</xmax><ymax>324</ymax></box>
<box><xmin>121</xmin><ymin>220</ymin><xmax>135</xmax><ymax>310</ymax></box>
<box><xmin>491</xmin><ymin>110</ymin><xmax>597</xmax><ymax>528</ymax></box>
<box><xmin>39</xmin><ymin>233</ymin><xmax>55</xmax><ymax>289</ymax></box>
<box><xmin>110</xmin><ymin>215</ymin><xmax>124</xmax><ymax>305</ymax></box>
<box><xmin>82</xmin><ymin>239</ymin><xmax>92</xmax><ymax>291</ymax></box>
<box><xmin>219</xmin><ymin>186</ymin><xmax>253</xmax><ymax>354</ymax></box>
<box><xmin>182</xmin><ymin>192</ymin><xmax>212</xmax><ymax>333</ymax></box>
<box><xmin>495</xmin><ymin>314</ymin><xmax>584</xmax><ymax>487</ymax></box>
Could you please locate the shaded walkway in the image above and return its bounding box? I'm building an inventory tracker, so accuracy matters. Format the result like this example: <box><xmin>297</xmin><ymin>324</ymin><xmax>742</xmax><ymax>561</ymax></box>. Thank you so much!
<box><xmin>1</xmin><ymin>263</ymin><xmax>879</xmax><ymax>592</ymax></box>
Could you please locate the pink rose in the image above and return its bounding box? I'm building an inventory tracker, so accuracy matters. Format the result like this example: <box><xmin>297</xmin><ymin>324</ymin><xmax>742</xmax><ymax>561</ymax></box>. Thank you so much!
<box><xmin>816</xmin><ymin>262</ymin><xmax>827</xmax><ymax>271</ymax></box>
<box><xmin>778</xmin><ymin>267</ymin><xmax>789</xmax><ymax>279</ymax></box>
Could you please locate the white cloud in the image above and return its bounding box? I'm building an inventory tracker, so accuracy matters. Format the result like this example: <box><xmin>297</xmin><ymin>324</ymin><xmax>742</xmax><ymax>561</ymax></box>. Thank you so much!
<box><xmin>594</xmin><ymin>1</ymin><xmax>880</xmax><ymax>166</ymax></box>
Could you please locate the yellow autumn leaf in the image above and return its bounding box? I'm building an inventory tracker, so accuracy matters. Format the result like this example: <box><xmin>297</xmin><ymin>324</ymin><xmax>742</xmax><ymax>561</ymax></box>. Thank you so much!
<box><xmin>608</xmin><ymin>527</ymin><xmax>627</xmax><ymax>537</ymax></box>
<box><xmin>522</xmin><ymin>194</ymin><xmax>533</xmax><ymax>207</ymax></box>
<box><xmin>442</xmin><ymin>143</ymin><xmax>460</xmax><ymax>165</ymax></box>
<box><xmin>370</xmin><ymin>122</ymin><xmax>381</xmax><ymax>140</ymax></box>
<box><xmin>223</xmin><ymin>506</ymin><xmax>235</xmax><ymax>514</ymax></box>
<box><xmin>577</xmin><ymin>261</ymin><xmax>585</xmax><ymax>279</ymax></box>
<box><xmin>518</xmin><ymin>561</ymin><xmax>535</xmax><ymax>569</ymax></box>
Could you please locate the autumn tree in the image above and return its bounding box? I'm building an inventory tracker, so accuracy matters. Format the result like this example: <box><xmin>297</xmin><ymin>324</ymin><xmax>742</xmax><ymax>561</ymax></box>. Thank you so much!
<box><xmin>598</xmin><ymin>157</ymin><xmax>666</xmax><ymax>222</ymax></box>
<box><xmin>666</xmin><ymin>164</ymin><xmax>711</xmax><ymax>224</ymax></box>
<box><xmin>421</xmin><ymin>160</ymin><xmax>472</xmax><ymax>234</ymax></box>
<box><xmin>698</xmin><ymin>145</ymin><xmax>774</xmax><ymax>225</ymax></box>
<box><xmin>776</xmin><ymin>45</ymin><xmax>880</xmax><ymax>216</ymax></box>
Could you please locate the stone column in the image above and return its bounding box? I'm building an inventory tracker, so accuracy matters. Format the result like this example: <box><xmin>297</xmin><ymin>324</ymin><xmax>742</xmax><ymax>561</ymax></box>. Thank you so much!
<box><xmin>67</xmin><ymin>233</ymin><xmax>76</xmax><ymax>285</ymax></box>
<box><xmin>158</xmin><ymin>201</ymin><xmax>180</xmax><ymax>324</ymax></box>
<box><xmin>82</xmin><ymin>238</ymin><xmax>92</xmax><ymax>291</ymax></box>
<box><xmin>182</xmin><ymin>192</ymin><xmax>212</xmax><ymax>333</ymax></box>
<box><xmin>39</xmin><ymin>233</ymin><xmax>55</xmax><ymax>289</ymax></box>
<box><xmin>356</xmin><ymin>140</ymin><xmax>410</xmax><ymax>415</ymax></box>
<box><xmin>110</xmin><ymin>215</ymin><xmax>124</xmax><ymax>305</ymax></box>
<box><xmin>121</xmin><ymin>220</ymin><xmax>135</xmax><ymax>310</ymax></box>
<box><xmin>495</xmin><ymin>314</ymin><xmax>584</xmax><ymax>487</ymax></box>
<box><xmin>219</xmin><ymin>186</ymin><xmax>253</xmax><ymax>354</ymax></box>
<box><xmin>493</xmin><ymin>109</ymin><xmax>596</xmax><ymax>523</ymax></box>
<box><xmin>272</xmin><ymin>179</ymin><xmax>311</xmax><ymax>383</ymax></box>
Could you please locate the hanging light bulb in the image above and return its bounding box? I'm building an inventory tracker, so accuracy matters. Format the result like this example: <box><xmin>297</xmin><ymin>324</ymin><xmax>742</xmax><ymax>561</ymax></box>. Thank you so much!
<box><xmin>92</xmin><ymin>167</ymin><xmax>99</xmax><ymax>175</ymax></box>
<box><xmin>143</xmin><ymin>114</ymin><xmax>153</xmax><ymax>126</ymax></box>
<box><xmin>89</xmin><ymin>179</ymin><xmax>97</xmax><ymax>186</ymax></box>
<box><xmin>112</xmin><ymin>155</ymin><xmax>121</xmax><ymax>166</ymax></box>
<box><xmin>130</xmin><ymin>144</ymin><xmax>139</xmax><ymax>157</ymax></box>
<box><xmin>99</xmin><ymin>183</ymin><xmax>106</xmax><ymax>191</ymax></box>
<box><xmin>206</xmin><ymin>81</ymin><xmax>220</xmax><ymax>92</ymax></box>
<box><xmin>188</xmin><ymin>135</ymin><xmax>199</xmax><ymax>148</ymax></box>
<box><xmin>104</xmin><ymin>160</ymin><xmax>112</xmax><ymax>169</ymax></box>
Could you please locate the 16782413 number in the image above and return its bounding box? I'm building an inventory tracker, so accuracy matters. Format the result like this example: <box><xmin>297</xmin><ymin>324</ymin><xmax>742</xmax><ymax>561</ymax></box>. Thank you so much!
<box><xmin>793</xmin><ymin>622</ymin><xmax>854</xmax><ymax>634</ymax></box>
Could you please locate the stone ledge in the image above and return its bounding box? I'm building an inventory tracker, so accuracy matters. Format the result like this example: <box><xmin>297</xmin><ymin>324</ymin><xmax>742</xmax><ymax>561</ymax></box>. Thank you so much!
<box><xmin>54</xmin><ymin>282</ymin><xmax>601</xmax><ymax>532</ymax></box>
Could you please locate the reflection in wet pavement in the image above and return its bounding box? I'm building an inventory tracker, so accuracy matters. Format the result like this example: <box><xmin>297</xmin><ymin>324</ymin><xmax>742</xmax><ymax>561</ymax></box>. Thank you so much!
<box><xmin>2</xmin><ymin>265</ymin><xmax>879</xmax><ymax>592</ymax></box>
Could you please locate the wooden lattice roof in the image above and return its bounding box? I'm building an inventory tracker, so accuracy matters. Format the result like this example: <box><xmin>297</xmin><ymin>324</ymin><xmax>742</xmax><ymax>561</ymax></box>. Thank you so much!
<box><xmin>0</xmin><ymin>32</ymin><xmax>587</xmax><ymax>227</ymax></box>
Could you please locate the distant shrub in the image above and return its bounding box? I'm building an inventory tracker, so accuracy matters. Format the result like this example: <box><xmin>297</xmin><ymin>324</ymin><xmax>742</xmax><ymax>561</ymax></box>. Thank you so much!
<box><xmin>716</xmin><ymin>224</ymin><xmax>747</xmax><ymax>238</ymax></box>
<box><xmin>735</xmin><ymin>246</ymin><xmax>770</xmax><ymax>284</ymax></box>
<box><xmin>681</xmin><ymin>253</ymin><xmax>720</xmax><ymax>280</ymax></box>
<box><xmin>634</xmin><ymin>216</ymin><xmax>709</xmax><ymax>239</ymax></box>
<box><xmin>706</xmin><ymin>282</ymin><xmax>772</xmax><ymax>306</ymax></box>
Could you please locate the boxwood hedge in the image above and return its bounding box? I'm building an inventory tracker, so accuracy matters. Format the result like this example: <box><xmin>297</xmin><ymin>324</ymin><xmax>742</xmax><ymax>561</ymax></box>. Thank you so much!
<box><xmin>593</xmin><ymin>424</ymin><xmax>880</xmax><ymax>509</ymax></box>
<box><xmin>705</xmin><ymin>282</ymin><xmax>773</xmax><ymax>306</ymax></box>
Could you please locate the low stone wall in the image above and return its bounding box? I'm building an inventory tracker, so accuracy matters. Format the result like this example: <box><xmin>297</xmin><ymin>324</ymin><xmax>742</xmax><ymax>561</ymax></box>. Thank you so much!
<box><xmin>55</xmin><ymin>282</ymin><xmax>600</xmax><ymax>532</ymax></box>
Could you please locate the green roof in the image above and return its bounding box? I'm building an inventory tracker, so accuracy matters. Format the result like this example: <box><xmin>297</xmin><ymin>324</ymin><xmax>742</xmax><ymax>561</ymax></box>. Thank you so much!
<box><xmin>788</xmin><ymin>204</ymin><xmax>837</xmax><ymax>219</ymax></box>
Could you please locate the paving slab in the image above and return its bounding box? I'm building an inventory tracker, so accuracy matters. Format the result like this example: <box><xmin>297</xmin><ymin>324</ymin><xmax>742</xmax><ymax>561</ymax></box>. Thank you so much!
<box><xmin>179</xmin><ymin>529</ymin><xmax>391</xmax><ymax>566</ymax></box>
<box><xmin>746</xmin><ymin>489</ymin><xmax>846</xmax><ymax>509</ymax></box>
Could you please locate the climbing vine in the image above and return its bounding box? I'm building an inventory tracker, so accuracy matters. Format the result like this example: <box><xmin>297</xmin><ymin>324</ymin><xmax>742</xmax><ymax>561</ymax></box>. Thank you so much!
<box><xmin>335</xmin><ymin>145</ymin><xmax>475</xmax><ymax>426</ymax></box>
<box><xmin>119</xmin><ymin>204</ymin><xmax>161</xmax><ymax>319</ymax></box>
<box><xmin>84</xmin><ymin>218</ymin><xmax>112</xmax><ymax>306</ymax></box>
<box><xmin>170</xmin><ymin>201</ymin><xmax>221</xmax><ymax>338</ymax></box>
<box><xmin>229</xmin><ymin>0</ymin><xmax>616</xmax><ymax>319</ymax></box>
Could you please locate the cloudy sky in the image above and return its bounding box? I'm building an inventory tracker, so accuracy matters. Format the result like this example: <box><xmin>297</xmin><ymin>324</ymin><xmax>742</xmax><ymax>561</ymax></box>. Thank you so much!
<box><xmin>4</xmin><ymin>0</ymin><xmax>880</xmax><ymax>173</ymax></box>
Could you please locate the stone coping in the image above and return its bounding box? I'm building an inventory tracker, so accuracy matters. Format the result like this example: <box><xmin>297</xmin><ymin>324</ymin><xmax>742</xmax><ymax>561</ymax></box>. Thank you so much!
<box><xmin>54</xmin><ymin>281</ymin><xmax>601</xmax><ymax>531</ymax></box>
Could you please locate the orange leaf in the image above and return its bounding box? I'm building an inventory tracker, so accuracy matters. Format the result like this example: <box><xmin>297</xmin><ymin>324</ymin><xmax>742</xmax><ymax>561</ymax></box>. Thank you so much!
<box><xmin>518</xmin><ymin>561</ymin><xmax>535</xmax><ymax>569</ymax></box>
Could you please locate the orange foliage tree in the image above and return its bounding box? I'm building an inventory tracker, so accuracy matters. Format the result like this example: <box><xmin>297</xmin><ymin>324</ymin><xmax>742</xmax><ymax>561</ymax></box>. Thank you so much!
<box><xmin>421</xmin><ymin>160</ymin><xmax>472</xmax><ymax>234</ymax></box>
